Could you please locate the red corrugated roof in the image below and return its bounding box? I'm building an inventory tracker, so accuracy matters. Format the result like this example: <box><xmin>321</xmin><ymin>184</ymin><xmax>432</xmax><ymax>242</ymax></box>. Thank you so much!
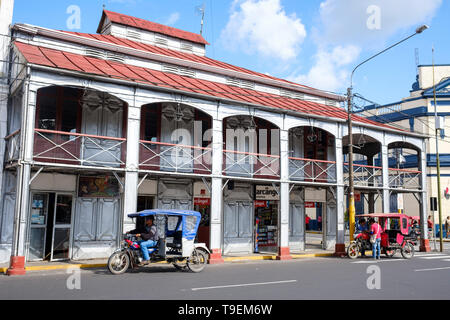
<box><xmin>14</xmin><ymin>41</ymin><xmax>402</xmax><ymax>131</ymax></box>
<box><xmin>60</xmin><ymin>30</ymin><xmax>312</xmax><ymax>90</ymax></box>
<box><xmin>97</xmin><ymin>10</ymin><xmax>209</xmax><ymax>46</ymax></box>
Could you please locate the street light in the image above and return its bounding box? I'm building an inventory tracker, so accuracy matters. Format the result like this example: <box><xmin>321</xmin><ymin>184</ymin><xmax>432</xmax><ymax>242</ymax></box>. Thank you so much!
<box><xmin>347</xmin><ymin>25</ymin><xmax>429</xmax><ymax>241</ymax></box>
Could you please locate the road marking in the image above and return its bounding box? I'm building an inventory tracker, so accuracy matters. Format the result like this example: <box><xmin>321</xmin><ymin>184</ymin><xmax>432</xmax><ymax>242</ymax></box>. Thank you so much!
<box><xmin>443</xmin><ymin>259</ymin><xmax>450</xmax><ymax>262</ymax></box>
<box><xmin>414</xmin><ymin>253</ymin><xmax>444</xmax><ymax>257</ymax></box>
<box><xmin>415</xmin><ymin>266</ymin><xmax>450</xmax><ymax>272</ymax></box>
<box><xmin>191</xmin><ymin>280</ymin><xmax>297</xmax><ymax>291</ymax></box>
<box><xmin>351</xmin><ymin>259</ymin><xmax>405</xmax><ymax>264</ymax></box>
<box><xmin>419</xmin><ymin>255</ymin><xmax>450</xmax><ymax>260</ymax></box>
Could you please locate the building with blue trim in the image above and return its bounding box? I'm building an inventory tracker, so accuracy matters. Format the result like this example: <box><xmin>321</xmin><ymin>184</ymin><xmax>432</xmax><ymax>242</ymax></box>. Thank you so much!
<box><xmin>355</xmin><ymin>64</ymin><xmax>450</xmax><ymax>237</ymax></box>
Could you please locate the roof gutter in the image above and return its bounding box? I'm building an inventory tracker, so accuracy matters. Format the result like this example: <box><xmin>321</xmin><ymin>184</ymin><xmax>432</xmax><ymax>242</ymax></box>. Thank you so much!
<box><xmin>13</xmin><ymin>23</ymin><xmax>345</xmax><ymax>102</ymax></box>
<box><xmin>28</xmin><ymin>63</ymin><xmax>427</xmax><ymax>139</ymax></box>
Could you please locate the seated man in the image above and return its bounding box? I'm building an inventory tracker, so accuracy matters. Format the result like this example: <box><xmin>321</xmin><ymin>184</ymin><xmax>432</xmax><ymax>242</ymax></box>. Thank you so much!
<box><xmin>128</xmin><ymin>216</ymin><xmax>159</xmax><ymax>265</ymax></box>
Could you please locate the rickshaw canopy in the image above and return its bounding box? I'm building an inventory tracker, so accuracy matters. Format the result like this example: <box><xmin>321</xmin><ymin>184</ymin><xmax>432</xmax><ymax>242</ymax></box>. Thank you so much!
<box><xmin>355</xmin><ymin>213</ymin><xmax>410</xmax><ymax>235</ymax></box>
<box><xmin>128</xmin><ymin>209</ymin><xmax>201</xmax><ymax>241</ymax></box>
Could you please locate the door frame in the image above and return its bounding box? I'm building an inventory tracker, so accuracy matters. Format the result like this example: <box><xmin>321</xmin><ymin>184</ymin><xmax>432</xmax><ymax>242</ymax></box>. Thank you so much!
<box><xmin>26</xmin><ymin>192</ymin><xmax>50</xmax><ymax>261</ymax></box>
<box><xmin>50</xmin><ymin>192</ymin><xmax>75</xmax><ymax>261</ymax></box>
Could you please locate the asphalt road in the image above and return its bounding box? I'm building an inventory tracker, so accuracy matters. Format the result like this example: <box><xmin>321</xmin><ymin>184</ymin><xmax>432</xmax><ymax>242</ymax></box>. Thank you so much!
<box><xmin>1</xmin><ymin>250</ymin><xmax>450</xmax><ymax>301</ymax></box>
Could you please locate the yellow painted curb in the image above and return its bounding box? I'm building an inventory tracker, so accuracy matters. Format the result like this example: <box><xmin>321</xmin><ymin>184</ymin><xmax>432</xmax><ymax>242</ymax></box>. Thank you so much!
<box><xmin>1</xmin><ymin>253</ymin><xmax>336</xmax><ymax>274</ymax></box>
<box><xmin>0</xmin><ymin>263</ymin><xmax>107</xmax><ymax>274</ymax></box>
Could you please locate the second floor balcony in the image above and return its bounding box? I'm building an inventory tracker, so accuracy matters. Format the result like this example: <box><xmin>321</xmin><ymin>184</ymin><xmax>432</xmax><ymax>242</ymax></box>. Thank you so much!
<box><xmin>3</xmin><ymin>85</ymin><xmax>424</xmax><ymax>191</ymax></box>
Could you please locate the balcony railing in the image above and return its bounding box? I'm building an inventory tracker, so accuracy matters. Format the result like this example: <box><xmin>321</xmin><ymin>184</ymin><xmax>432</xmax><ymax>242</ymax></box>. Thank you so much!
<box><xmin>289</xmin><ymin>157</ymin><xmax>336</xmax><ymax>183</ymax></box>
<box><xmin>33</xmin><ymin>129</ymin><xmax>126</xmax><ymax>168</ymax></box>
<box><xmin>5</xmin><ymin>129</ymin><xmax>21</xmax><ymax>163</ymax></box>
<box><xmin>343</xmin><ymin>163</ymin><xmax>383</xmax><ymax>188</ymax></box>
<box><xmin>223</xmin><ymin>149</ymin><xmax>280</xmax><ymax>178</ymax></box>
<box><xmin>388</xmin><ymin>168</ymin><xmax>422</xmax><ymax>190</ymax></box>
<box><xmin>139</xmin><ymin>140</ymin><xmax>212</xmax><ymax>174</ymax></box>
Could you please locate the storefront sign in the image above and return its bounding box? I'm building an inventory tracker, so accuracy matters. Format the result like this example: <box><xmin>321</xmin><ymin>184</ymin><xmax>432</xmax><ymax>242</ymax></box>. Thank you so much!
<box><xmin>255</xmin><ymin>185</ymin><xmax>279</xmax><ymax>200</ymax></box>
<box><xmin>194</xmin><ymin>197</ymin><xmax>210</xmax><ymax>206</ymax></box>
<box><xmin>254</xmin><ymin>200</ymin><xmax>268</xmax><ymax>208</ymax></box>
<box><xmin>305</xmin><ymin>202</ymin><xmax>315</xmax><ymax>208</ymax></box>
<box><xmin>78</xmin><ymin>176</ymin><xmax>119</xmax><ymax>198</ymax></box>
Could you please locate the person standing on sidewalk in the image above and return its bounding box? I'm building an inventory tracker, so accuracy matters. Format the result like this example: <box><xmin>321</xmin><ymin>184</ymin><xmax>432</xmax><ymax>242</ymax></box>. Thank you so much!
<box><xmin>369</xmin><ymin>218</ymin><xmax>382</xmax><ymax>260</ymax></box>
<box><xmin>446</xmin><ymin>216</ymin><xmax>450</xmax><ymax>239</ymax></box>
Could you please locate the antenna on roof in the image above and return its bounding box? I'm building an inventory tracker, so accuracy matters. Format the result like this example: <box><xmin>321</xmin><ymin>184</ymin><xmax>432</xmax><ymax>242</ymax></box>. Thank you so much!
<box><xmin>195</xmin><ymin>3</ymin><xmax>206</xmax><ymax>35</ymax></box>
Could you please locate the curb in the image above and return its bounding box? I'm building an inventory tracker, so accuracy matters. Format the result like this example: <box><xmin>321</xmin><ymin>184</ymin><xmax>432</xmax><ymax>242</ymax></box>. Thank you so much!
<box><xmin>1</xmin><ymin>252</ymin><xmax>335</xmax><ymax>274</ymax></box>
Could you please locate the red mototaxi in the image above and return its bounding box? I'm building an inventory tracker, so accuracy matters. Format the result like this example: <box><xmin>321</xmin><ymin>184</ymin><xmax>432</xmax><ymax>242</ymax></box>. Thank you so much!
<box><xmin>347</xmin><ymin>213</ymin><xmax>417</xmax><ymax>259</ymax></box>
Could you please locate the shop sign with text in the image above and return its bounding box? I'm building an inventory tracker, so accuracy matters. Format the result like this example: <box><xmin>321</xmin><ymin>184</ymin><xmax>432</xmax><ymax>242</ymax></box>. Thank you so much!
<box><xmin>255</xmin><ymin>186</ymin><xmax>279</xmax><ymax>200</ymax></box>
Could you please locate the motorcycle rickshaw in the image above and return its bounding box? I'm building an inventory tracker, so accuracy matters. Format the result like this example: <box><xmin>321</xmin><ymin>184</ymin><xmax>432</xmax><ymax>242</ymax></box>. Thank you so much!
<box><xmin>347</xmin><ymin>213</ymin><xmax>416</xmax><ymax>259</ymax></box>
<box><xmin>108</xmin><ymin>209</ymin><xmax>210</xmax><ymax>274</ymax></box>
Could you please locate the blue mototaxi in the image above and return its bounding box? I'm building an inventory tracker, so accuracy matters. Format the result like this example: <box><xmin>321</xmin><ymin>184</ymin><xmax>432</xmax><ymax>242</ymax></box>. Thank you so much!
<box><xmin>107</xmin><ymin>209</ymin><xmax>210</xmax><ymax>274</ymax></box>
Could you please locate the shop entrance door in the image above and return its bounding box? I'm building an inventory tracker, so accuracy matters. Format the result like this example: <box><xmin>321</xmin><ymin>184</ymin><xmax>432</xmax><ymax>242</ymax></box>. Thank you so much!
<box><xmin>289</xmin><ymin>202</ymin><xmax>305</xmax><ymax>251</ymax></box>
<box><xmin>28</xmin><ymin>192</ymin><xmax>74</xmax><ymax>261</ymax></box>
<box><xmin>305</xmin><ymin>201</ymin><xmax>326</xmax><ymax>249</ymax></box>
<box><xmin>28</xmin><ymin>193</ymin><xmax>50</xmax><ymax>261</ymax></box>
<box><xmin>223</xmin><ymin>201</ymin><xmax>253</xmax><ymax>254</ymax></box>
<box><xmin>254</xmin><ymin>201</ymin><xmax>278</xmax><ymax>253</ymax></box>
<box><xmin>50</xmin><ymin>194</ymin><xmax>74</xmax><ymax>261</ymax></box>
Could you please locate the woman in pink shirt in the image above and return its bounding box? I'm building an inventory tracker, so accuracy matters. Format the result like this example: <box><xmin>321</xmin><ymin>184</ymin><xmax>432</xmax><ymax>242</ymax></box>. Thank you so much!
<box><xmin>369</xmin><ymin>218</ymin><xmax>382</xmax><ymax>260</ymax></box>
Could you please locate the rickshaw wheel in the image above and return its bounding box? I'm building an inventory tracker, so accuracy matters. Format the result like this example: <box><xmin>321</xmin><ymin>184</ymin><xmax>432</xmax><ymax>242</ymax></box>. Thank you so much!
<box><xmin>385</xmin><ymin>249</ymin><xmax>396</xmax><ymax>258</ymax></box>
<box><xmin>401</xmin><ymin>242</ymin><xmax>415</xmax><ymax>259</ymax></box>
<box><xmin>187</xmin><ymin>248</ymin><xmax>208</xmax><ymax>273</ymax></box>
<box><xmin>347</xmin><ymin>243</ymin><xmax>359</xmax><ymax>259</ymax></box>
<box><xmin>172</xmin><ymin>259</ymin><xmax>188</xmax><ymax>271</ymax></box>
<box><xmin>108</xmin><ymin>251</ymin><xmax>130</xmax><ymax>275</ymax></box>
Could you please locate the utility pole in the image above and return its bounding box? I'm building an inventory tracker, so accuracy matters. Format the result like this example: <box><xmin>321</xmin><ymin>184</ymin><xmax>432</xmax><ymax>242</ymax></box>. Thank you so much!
<box><xmin>346</xmin><ymin>25</ymin><xmax>428</xmax><ymax>243</ymax></box>
<box><xmin>347</xmin><ymin>87</ymin><xmax>355</xmax><ymax>241</ymax></box>
<box><xmin>432</xmin><ymin>46</ymin><xmax>444</xmax><ymax>252</ymax></box>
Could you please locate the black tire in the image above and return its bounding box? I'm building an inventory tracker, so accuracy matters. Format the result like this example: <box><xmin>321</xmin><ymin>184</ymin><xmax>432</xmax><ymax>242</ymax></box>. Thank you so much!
<box><xmin>186</xmin><ymin>248</ymin><xmax>208</xmax><ymax>273</ymax></box>
<box><xmin>347</xmin><ymin>242</ymin><xmax>359</xmax><ymax>259</ymax></box>
<box><xmin>173</xmin><ymin>259</ymin><xmax>187</xmax><ymax>271</ymax></box>
<box><xmin>401</xmin><ymin>242</ymin><xmax>415</xmax><ymax>259</ymax></box>
<box><xmin>108</xmin><ymin>251</ymin><xmax>130</xmax><ymax>275</ymax></box>
<box><xmin>385</xmin><ymin>248</ymin><xmax>396</xmax><ymax>258</ymax></box>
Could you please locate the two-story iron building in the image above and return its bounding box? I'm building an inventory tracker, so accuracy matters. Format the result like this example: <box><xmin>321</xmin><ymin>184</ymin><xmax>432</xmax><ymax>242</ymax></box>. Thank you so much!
<box><xmin>0</xmin><ymin>8</ymin><xmax>431</xmax><ymax>271</ymax></box>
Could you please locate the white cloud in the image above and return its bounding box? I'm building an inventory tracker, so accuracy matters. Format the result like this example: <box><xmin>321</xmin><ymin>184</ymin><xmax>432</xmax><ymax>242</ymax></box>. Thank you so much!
<box><xmin>165</xmin><ymin>12</ymin><xmax>180</xmax><ymax>26</ymax></box>
<box><xmin>220</xmin><ymin>0</ymin><xmax>307</xmax><ymax>61</ymax></box>
<box><xmin>292</xmin><ymin>0</ymin><xmax>442</xmax><ymax>92</ymax></box>
<box><xmin>318</xmin><ymin>0</ymin><xmax>442</xmax><ymax>46</ymax></box>
<box><xmin>291</xmin><ymin>45</ymin><xmax>361</xmax><ymax>93</ymax></box>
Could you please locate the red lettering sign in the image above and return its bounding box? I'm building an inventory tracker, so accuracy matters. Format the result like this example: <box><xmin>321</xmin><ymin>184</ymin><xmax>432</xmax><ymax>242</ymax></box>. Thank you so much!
<box><xmin>305</xmin><ymin>202</ymin><xmax>315</xmax><ymax>208</ymax></box>
<box><xmin>254</xmin><ymin>200</ymin><xmax>267</xmax><ymax>208</ymax></box>
<box><xmin>194</xmin><ymin>198</ymin><xmax>210</xmax><ymax>206</ymax></box>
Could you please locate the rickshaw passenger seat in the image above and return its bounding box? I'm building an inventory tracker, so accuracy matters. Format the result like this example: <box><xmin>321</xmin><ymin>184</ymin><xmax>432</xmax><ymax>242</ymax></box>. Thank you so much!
<box><xmin>387</xmin><ymin>230</ymin><xmax>399</xmax><ymax>242</ymax></box>
<box><xmin>167</xmin><ymin>231</ymin><xmax>182</xmax><ymax>249</ymax></box>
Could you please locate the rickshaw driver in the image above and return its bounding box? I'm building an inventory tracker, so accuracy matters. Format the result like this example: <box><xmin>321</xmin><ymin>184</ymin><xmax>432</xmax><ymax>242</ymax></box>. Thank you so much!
<box><xmin>128</xmin><ymin>217</ymin><xmax>159</xmax><ymax>266</ymax></box>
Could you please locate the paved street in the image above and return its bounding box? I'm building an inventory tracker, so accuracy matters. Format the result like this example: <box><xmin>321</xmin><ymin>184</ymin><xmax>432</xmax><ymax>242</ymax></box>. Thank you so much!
<box><xmin>1</xmin><ymin>250</ymin><xmax>449</xmax><ymax>301</ymax></box>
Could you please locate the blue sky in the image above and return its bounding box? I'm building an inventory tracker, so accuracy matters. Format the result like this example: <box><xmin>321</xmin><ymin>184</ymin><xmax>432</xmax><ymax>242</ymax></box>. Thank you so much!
<box><xmin>11</xmin><ymin>0</ymin><xmax>450</xmax><ymax>106</ymax></box>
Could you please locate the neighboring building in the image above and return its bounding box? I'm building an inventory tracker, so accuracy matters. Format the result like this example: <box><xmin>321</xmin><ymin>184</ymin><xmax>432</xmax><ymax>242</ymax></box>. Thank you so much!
<box><xmin>355</xmin><ymin>64</ymin><xmax>450</xmax><ymax>235</ymax></box>
<box><xmin>0</xmin><ymin>8</ymin><xmax>430</xmax><ymax>272</ymax></box>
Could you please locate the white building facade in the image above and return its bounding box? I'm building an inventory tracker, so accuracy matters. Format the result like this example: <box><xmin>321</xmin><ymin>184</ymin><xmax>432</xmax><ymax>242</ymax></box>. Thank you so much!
<box><xmin>0</xmin><ymin>9</ymin><xmax>431</xmax><ymax>273</ymax></box>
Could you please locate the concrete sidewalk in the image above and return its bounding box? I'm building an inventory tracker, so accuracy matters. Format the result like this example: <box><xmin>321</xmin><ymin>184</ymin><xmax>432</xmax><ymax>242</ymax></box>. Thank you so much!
<box><xmin>0</xmin><ymin>249</ymin><xmax>337</xmax><ymax>274</ymax></box>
